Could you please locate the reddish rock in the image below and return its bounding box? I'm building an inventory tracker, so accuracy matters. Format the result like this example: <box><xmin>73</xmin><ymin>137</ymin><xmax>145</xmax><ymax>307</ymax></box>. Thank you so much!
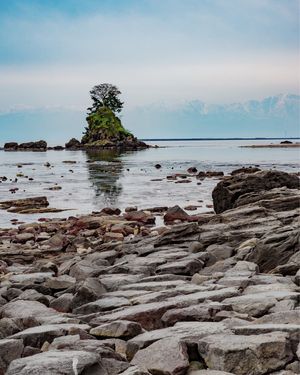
<box><xmin>124</xmin><ymin>211</ymin><xmax>155</xmax><ymax>225</ymax></box>
<box><xmin>100</xmin><ymin>207</ymin><xmax>121</xmax><ymax>216</ymax></box>
<box><xmin>103</xmin><ymin>232</ymin><xmax>124</xmax><ymax>242</ymax></box>
<box><xmin>187</xmin><ymin>167</ymin><xmax>198</xmax><ymax>174</ymax></box>
<box><xmin>164</xmin><ymin>206</ymin><xmax>191</xmax><ymax>223</ymax></box>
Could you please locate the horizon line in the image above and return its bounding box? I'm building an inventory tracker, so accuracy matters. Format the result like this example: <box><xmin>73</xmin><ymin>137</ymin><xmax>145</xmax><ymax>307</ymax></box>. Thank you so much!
<box><xmin>141</xmin><ymin>137</ymin><xmax>300</xmax><ymax>141</ymax></box>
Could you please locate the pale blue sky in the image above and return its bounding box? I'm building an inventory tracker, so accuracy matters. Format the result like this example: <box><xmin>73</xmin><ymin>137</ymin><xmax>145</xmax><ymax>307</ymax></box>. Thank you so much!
<box><xmin>0</xmin><ymin>0</ymin><xmax>299</xmax><ymax>141</ymax></box>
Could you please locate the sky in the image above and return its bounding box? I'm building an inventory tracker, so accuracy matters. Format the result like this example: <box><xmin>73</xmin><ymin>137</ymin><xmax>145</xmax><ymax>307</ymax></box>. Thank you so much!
<box><xmin>0</xmin><ymin>0</ymin><xmax>299</xmax><ymax>142</ymax></box>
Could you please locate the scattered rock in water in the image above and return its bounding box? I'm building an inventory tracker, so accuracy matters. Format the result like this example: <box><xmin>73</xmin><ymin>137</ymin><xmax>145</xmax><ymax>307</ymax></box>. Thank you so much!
<box><xmin>280</xmin><ymin>140</ymin><xmax>293</xmax><ymax>144</ymax></box>
<box><xmin>175</xmin><ymin>180</ymin><xmax>192</xmax><ymax>184</ymax></box>
<box><xmin>184</xmin><ymin>205</ymin><xmax>198</xmax><ymax>211</ymax></box>
<box><xmin>48</xmin><ymin>186</ymin><xmax>62</xmax><ymax>191</ymax></box>
<box><xmin>100</xmin><ymin>207</ymin><xmax>121</xmax><ymax>215</ymax></box>
<box><xmin>62</xmin><ymin>160</ymin><xmax>77</xmax><ymax>164</ymax></box>
<box><xmin>0</xmin><ymin>196</ymin><xmax>69</xmax><ymax>214</ymax></box>
<box><xmin>9</xmin><ymin>188</ymin><xmax>19</xmax><ymax>194</ymax></box>
<box><xmin>0</xmin><ymin>196</ymin><xmax>49</xmax><ymax>212</ymax></box>
<box><xmin>155</xmin><ymin>164</ymin><xmax>162</xmax><ymax>169</ymax></box>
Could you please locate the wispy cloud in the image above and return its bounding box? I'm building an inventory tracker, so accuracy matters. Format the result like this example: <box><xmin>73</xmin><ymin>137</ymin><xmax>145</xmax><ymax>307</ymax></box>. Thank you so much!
<box><xmin>0</xmin><ymin>0</ymin><xmax>299</xmax><ymax>112</ymax></box>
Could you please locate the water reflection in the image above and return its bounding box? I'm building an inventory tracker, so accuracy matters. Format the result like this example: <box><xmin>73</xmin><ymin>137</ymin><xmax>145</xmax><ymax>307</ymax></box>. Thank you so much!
<box><xmin>85</xmin><ymin>149</ymin><xmax>125</xmax><ymax>206</ymax></box>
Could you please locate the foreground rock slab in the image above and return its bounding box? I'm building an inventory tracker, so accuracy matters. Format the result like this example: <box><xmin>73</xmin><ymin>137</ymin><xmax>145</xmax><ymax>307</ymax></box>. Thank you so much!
<box><xmin>6</xmin><ymin>350</ymin><xmax>105</xmax><ymax>375</ymax></box>
<box><xmin>0</xmin><ymin>169</ymin><xmax>299</xmax><ymax>374</ymax></box>
<box><xmin>198</xmin><ymin>332</ymin><xmax>293</xmax><ymax>375</ymax></box>
<box><xmin>131</xmin><ymin>338</ymin><xmax>189</xmax><ymax>375</ymax></box>
<box><xmin>212</xmin><ymin>170</ymin><xmax>299</xmax><ymax>213</ymax></box>
<box><xmin>0</xmin><ymin>339</ymin><xmax>24</xmax><ymax>374</ymax></box>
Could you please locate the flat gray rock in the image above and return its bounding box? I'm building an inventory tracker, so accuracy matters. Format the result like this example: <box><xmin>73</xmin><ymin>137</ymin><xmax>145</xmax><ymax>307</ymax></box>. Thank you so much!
<box><xmin>11</xmin><ymin>323</ymin><xmax>90</xmax><ymax>347</ymax></box>
<box><xmin>0</xmin><ymin>300</ymin><xmax>59</xmax><ymax>323</ymax></box>
<box><xmin>6</xmin><ymin>350</ymin><xmax>105</xmax><ymax>375</ymax></box>
<box><xmin>90</xmin><ymin>320</ymin><xmax>142</xmax><ymax>339</ymax></box>
<box><xmin>223</xmin><ymin>291</ymin><xmax>299</xmax><ymax>317</ymax></box>
<box><xmin>73</xmin><ymin>296</ymin><xmax>130</xmax><ymax>314</ymax></box>
<box><xmin>233</xmin><ymin>323</ymin><xmax>300</xmax><ymax>335</ymax></box>
<box><xmin>129</xmin><ymin>321</ymin><xmax>231</xmax><ymax>350</ymax></box>
<box><xmin>8</xmin><ymin>272</ymin><xmax>53</xmax><ymax>285</ymax></box>
<box><xmin>198</xmin><ymin>332</ymin><xmax>293</xmax><ymax>375</ymax></box>
<box><xmin>119</xmin><ymin>366</ymin><xmax>151</xmax><ymax>375</ymax></box>
<box><xmin>131</xmin><ymin>338</ymin><xmax>189</xmax><ymax>375</ymax></box>
<box><xmin>0</xmin><ymin>338</ymin><xmax>24</xmax><ymax>373</ymax></box>
<box><xmin>254</xmin><ymin>310</ymin><xmax>300</xmax><ymax>324</ymax></box>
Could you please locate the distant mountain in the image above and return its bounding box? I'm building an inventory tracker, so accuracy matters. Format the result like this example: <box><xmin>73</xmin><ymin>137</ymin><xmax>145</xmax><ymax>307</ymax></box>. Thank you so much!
<box><xmin>0</xmin><ymin>94</ymin><xmax>299</xmax><ymax>145</ymax></box>
<box><xmin>123</xmin><ymin>94</ymin><xmax>300</xmax><ymax>139</ymax></box>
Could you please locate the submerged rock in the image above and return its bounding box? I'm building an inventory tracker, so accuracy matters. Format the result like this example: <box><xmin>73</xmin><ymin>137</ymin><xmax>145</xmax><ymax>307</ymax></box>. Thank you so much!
<box><xmin>0</xmin><ymin>196</ymin><xmax>49</xmax><ymax>211</ymax></box>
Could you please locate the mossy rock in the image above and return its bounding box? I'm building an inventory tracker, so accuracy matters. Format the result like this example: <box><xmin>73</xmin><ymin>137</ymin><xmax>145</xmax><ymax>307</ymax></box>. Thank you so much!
<box><xmin>82</xmin><ymin>107</ymin><xmax>132</xmax><ymax>145</ymax></box>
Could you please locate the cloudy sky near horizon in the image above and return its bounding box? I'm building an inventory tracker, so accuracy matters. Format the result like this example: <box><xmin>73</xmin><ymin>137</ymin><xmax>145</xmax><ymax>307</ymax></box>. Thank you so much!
<box><xmin>0</xmin><ymin>0</ymin><xmax>299</xmax><ymax>141</ymax></box>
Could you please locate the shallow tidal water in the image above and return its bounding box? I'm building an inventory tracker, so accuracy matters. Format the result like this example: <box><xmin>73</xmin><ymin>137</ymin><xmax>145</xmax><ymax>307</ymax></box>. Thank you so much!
<box><xmin>0</xmin><ymin>139</ymin><xmax>299</xmax><ymax>227</ymax></box>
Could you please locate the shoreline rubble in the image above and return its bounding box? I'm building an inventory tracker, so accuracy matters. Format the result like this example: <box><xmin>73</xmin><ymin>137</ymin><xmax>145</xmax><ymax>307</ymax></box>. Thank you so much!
<box><xmin>0</xmin><ymin>169</ymin><xmax>299</xmax><ymax>374</ymax></box>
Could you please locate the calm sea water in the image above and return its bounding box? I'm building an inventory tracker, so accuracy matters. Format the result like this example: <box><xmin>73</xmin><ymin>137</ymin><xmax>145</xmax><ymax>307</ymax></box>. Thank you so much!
<box><xmin>0</xmin><ymin>139</ymin><xmax>299</xmax><ymax>227</ymax></box>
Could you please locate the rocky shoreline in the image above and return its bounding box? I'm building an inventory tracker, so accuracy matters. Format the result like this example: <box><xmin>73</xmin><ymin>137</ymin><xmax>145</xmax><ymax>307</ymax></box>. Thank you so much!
<box><xmin>0</xmin><ymin>169</ymin><xmax>299</xmax><ymax>374</ymax></box>
<box><xmin>240</xmin><ymin>142</ymin><xmax>300</xmax><ymax>149</ymax></box>
<box><xmin>3</xmin><ymin>137</ymin><xmax>150</xmax><ymax>152</ymax></box>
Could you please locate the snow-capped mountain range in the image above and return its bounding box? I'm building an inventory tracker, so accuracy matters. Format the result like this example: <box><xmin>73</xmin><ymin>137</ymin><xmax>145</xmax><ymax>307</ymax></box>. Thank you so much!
<box><xmin>0</xmin><ymin>94</ymin><xmax>299</xmax><ymax>143</ymax></box>
<box><xmin>124</xmin><ymin>94</ymin><xmax>300</xmax><ymax>138</ymax></box>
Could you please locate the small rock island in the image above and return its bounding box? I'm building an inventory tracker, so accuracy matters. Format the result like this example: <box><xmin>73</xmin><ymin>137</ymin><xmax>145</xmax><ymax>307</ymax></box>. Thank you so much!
<box><xmin>66</xmin><ymin>83</ymin><xmax>148</xmax><ymax>151</ymax></box>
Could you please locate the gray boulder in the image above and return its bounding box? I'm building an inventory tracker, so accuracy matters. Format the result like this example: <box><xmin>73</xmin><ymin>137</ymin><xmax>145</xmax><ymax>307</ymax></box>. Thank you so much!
<box><xmin>212</xmin><ymin>170</ymin><xmax>299</xmax><ymax>213</ymax></box>
<box><xmin>246</xmin><ymin>227</ymin><xmax>299</xmax><ymax>273</ymax></box>
<box><xmin>6</xmin><ymin>350</ymin><xmax>105</xmax><ymax>375</ymax></box>
<box><xmin>90</xmin><ymin>320</ymin><xmax>142</xmax><ymax>339</ymax></box>
<box><xmin>70</xmin><ymin>277</ymin><xmax>106</xmax><ymax>309</ymax></box>
<box><xmin>131</xmin><ymin>338</ymin><xmax>189</xmax><ymax>375</ymax></box>
<box><xmin>0</xmin><ymin>339</ymin><xmax>24</xmax><ymax>374</ymax></box>
<box><xmin>198</xmin><ymin>332</ymin><xmax>293</xmax><ymax>375</ymax></box>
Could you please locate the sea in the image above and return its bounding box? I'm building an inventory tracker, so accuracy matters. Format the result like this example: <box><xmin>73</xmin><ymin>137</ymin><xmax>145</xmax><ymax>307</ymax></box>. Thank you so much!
<box><xmin>0</xmin><ymin>139</ymin><xmax>299</xmax><ymax>228</ymax></box>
